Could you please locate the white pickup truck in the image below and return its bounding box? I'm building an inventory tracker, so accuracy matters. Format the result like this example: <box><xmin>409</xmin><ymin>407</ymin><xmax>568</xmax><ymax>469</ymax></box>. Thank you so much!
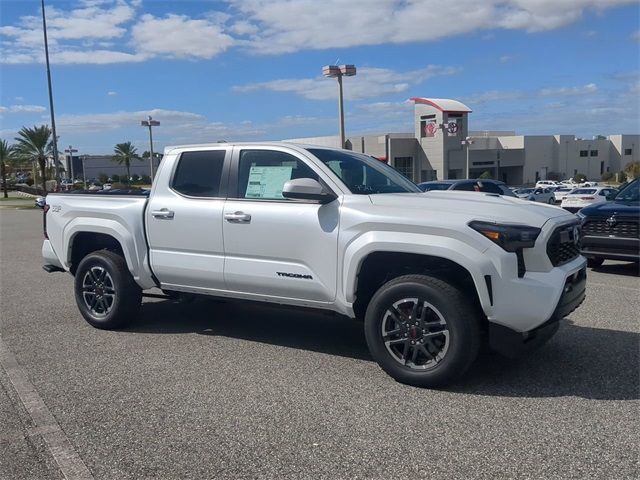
<box><xmin>42</xmin><ymin>142</ymin><xmax>586</xmax><ymax>387</ymax></box>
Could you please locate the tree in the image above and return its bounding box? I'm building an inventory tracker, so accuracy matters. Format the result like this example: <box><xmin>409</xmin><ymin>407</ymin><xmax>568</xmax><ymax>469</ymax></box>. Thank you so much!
<box><xmin>0</xmin><ymin>139</ymin><xmax>16</xmax><ymax>198</ymax></box>
<box><xmin>111</xmin><ymin>173</ymin><xmax>120</xmax><ymax>182</ymax></box>
<box><xmin>112</xmin><ymin>141</ymin><xmax>140</xmax><ymax>182</ymax></box>
<box><xmin>601</xmin><ymin>171</ymin><xmax>614</xmax><ymax>182</ymax></box>
<box><xmin>574</xmin><ymin>172</ymin><xmax>587</xmax><ymax>183</ymax></box>
<box><xmin>13</xmin><ymin>125</ymin><xmax>53</xmax><ymax>193</ymax></box>
<box><xmin>624</xmin><ymin>161</ymin><xmax>640</xmax><ymax>180</ymax></box>
<box><xmin>479</xmin><ymin>170</ymin><xmax>493</xmax><ymax>179</ymax></box>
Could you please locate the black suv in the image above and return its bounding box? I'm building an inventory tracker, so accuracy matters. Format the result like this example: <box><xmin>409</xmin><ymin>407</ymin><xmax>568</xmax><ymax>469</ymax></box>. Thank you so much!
<box><xmin>578</xmin><ymin>178</ymin><xmax>639</xmax><ymax>267</ymax></box>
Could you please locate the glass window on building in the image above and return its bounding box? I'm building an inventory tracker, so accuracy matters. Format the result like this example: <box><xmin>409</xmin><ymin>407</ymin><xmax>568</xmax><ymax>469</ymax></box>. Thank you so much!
<box><xmin>600</xmin><ymin>161</ymin><xmax>604</xmax><ymax>174</ymax></box>
<box><xmin>579</xmin><ymin>150</ymin><xmax>588</xmax><ymax>157</ymax></box>
<box><xmin>590</xmin><ymin>150</ymin><xmax>598</xmax><ymax>157</ymax></box>
<box><xmin>394</xmin><ymin>157</ymin><xmax>414</xmax><ymax>180</ymax></box>
<box><xmin>624</xmin><ymin>148</ymin><xmax>633</xmax><ymax>155</ymax></box>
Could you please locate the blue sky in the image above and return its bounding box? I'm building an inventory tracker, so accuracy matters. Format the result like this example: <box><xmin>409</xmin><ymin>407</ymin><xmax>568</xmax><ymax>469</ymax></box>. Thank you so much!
<box><xmin>1</xmin><ymin>0</ymin><xmax>639</xmax><ymax>154</ymax></box>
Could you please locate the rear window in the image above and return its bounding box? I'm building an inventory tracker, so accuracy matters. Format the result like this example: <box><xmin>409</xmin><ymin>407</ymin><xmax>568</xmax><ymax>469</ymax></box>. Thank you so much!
<box><xmin>572</xmin><ymin>189</ymin><xmax>596</xmax><ymax>194</ymax></box>
<box><xmin>453</xmin><ymin>181</ymin><xmax>502</xmax><ymax>194</ymax></box>
<box><xmin>172</xmin><ymin>150</ymin><xmax>226</xmax><ymax>197</ymax></box>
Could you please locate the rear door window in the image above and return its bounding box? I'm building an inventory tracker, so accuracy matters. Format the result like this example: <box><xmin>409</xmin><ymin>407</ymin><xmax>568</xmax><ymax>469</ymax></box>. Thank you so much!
<box><xmin>172</xmin><ymin>150</ymin><xmax>226</xmax><ymax>198</ymax></box>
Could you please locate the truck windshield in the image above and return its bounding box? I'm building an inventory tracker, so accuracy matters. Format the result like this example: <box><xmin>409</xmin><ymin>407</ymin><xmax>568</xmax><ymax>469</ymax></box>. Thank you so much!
<box><xmin>615</xmin><ymin>179</ymin><xmax>639</xmax><ymax>202</ymax></box>
<box><xmin>306</xmin><ymin>148</ymin><xmax>420</xmax><ymax>195</ymax></box>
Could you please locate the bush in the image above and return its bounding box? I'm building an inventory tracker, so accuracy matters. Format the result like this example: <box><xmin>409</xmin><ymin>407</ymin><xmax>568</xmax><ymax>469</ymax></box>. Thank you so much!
<box><xmin>131</xmin><ymin>174</ymin><xmax>140</xmax><ymax>183</ymax></box>
<box><xmin>574</xmin><ymin>173</ymin><xmax>587</xmax><ymax>183</ymax></box>
<box><xmin>601</xmin><ymin>171</ymin><xmax>614</xmax><ymax>181</ymax></box>
<box><xmin>111</xmin><ymin>174</ymin><xmax>120</xmax><ymax>182</ymax></box>
<box><xmin>98</xmin><ymin>173</ymin><xmax>109</xmax><ymax>184</ymax></box>
<box><xmin>479</xmin><ymin>170</ymin><xmax>492</xmax><ymax>179</ymax></box>
<box><xmin>140</xmin><ymin>174</ymin><xmax>151</xmax><ymax>184</ymax></box>
<box><xmin>25</xmin><ymin>177</ymin><xmax>34</xmax><ymax>186</ymax></box>
<box><xmin>624</xmin><ymin>161</ymin><xmax>640</xmax><ymax>180</ymax></box>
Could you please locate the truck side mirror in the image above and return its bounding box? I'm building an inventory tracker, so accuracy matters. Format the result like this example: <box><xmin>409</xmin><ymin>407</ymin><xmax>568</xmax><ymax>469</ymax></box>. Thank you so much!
<box><xmin>282</xmin><ymin>178</ymin><xmax>337</xmax><ymax>204</ymax></box>
<box><xmin>606</xmin><ymin>192</ymin><xmax>617</xmax><ymax>201</ymax></box>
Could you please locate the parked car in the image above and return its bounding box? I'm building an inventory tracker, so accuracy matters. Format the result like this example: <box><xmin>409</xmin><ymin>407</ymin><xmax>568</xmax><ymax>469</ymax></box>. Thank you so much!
<box><xmin>553</xmin><ymin>187</ymin><xmax>576</xmax><ymax>203</ymax></box>
<box><xmin>513</xmin><ymin>187</ymin><xmax>556</xmax><ymax>204</ymax></box>
<box><xmin>578</xmin><ymin>178</ymin><xmax>639</xmax><ymax>267</ymax></box>
<box><xmin>417</xmin><ymin>179</ymin><xmax>516</xmax><ymax>197</ymax></box>
<box><xmin>42</xmin><ymin>142</ymin><xmax>586</xmax><ymax>388</ymax></box>
<box><xmin>560</xmin><ymin>186</ymin><xmax>618</xmax><ymax>213</ymax></box>
<box><xmin>535</xmin><ymin>180</ymin><xmax>562</xmax><ymax>188</ymax></box>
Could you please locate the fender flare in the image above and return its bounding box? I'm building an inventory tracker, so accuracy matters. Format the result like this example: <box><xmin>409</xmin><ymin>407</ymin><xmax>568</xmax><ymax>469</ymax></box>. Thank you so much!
<box><xmin>342</xmin><ymin>231</ymin><xmax>498</xmax><ymax>314</ymax></box>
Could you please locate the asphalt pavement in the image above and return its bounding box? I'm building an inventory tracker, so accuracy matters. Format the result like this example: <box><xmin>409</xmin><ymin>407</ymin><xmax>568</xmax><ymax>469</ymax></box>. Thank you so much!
<box><xmin>1</xmin><ymin>209</ymin><xmax>638</xmax><ymax>479</ymax></box>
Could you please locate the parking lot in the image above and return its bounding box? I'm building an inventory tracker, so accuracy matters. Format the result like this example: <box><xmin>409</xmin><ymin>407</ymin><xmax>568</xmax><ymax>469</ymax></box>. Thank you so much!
<box><xmin>1</xmin><ymin>209</ymin><xmax>638</xmax><ymax>479</ymax></box>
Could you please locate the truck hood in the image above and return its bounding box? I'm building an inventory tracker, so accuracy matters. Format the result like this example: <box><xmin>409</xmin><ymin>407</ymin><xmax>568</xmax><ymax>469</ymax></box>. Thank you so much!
<box><xmin>369</xmin><ymin>191</ymin><xmax>573</xmax><ymax>228</ymax></box>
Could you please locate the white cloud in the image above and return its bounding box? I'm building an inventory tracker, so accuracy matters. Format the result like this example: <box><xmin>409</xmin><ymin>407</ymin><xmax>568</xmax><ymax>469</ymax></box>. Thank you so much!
<box><xmin>2</xmin><ymin>0</ymin><xmax>635</xmax><ymax>65</ymax></box>
<box><xmin>499</xmin><ymin>54</ymin><xmax>514</xmax><ymax>63</ymax></box>
<box><xmin>234</xmin><ymin>65</ymin><xmax>461</xmax><ymax>101</ymax></box>
<box><xmin>131</xmin><ymin>14</ymin><xmax>233</xmax><ymax>59</ymax></box>
<box><xmin>631</xmin><ymin>30</ymin><xmax>640</xmax><ymax>42</ymax></box>
<box><xmin>539</xmin><ymin>83</ymin><xmax>598</xmax><ymax>96</ymax></box>
<box><xmin>228</xmin><ymin>0</ymin><xmax>636</xmax><ymax>54</ymax></box>
<box><xmin>107</xmin><ymin>91</ymin><xmax>117</xmax><ymax>96</ymax></box>
<box><xmin>0</xmin><ymin>0</ymin><xmax>141</xmax><ymax>64</ymax></box>
<box><xmin>0</xmin><ymin>104</ymin><xmax>47</xmax><ymax>113</ymax></box>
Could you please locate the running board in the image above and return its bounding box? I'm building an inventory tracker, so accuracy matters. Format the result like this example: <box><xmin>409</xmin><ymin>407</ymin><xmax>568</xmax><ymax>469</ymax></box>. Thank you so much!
<box><xmin>42</xmin><ymin>264</ymin><xmax>65</xmax><ymax>273</ymax></box>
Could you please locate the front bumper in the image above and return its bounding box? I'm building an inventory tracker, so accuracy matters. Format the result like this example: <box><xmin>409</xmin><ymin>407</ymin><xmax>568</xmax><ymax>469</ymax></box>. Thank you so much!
<box><xmin>581</xmin><ymin>235</ymin><xmax>640</xmax><ymax>262</ymax></box>
<box><xmin>489</xmin><ymin>265</ymin><xmax>586</xmax><ymax>357</ymax></box>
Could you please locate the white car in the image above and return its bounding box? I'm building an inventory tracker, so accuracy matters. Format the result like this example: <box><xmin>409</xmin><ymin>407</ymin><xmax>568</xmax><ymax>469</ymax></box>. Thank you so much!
<box><xmin>560</xmin><ymin>186</ymin><xmax>617</xmax><ymax>213</ymax></box>
<box><xmin>514</xmin><ymin>187</ymin><xmax>556</xmax><ymax>204</ymax></box>
<box><xmin>41</xmin><ymin>142</ymin><xmax>586</xmax><ymax>388</ymax></box>
<box><xmin>553</xmin><ymin>187</ymin><xmax>575</xmax><ymax>203</ymax></box>
<box><xmin>535</xmin><ymin>180</ymin><xmax>562</xmax><ymax>188</ymax></box>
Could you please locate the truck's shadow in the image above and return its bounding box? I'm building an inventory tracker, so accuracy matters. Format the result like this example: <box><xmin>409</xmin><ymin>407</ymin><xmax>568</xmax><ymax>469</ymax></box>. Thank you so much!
<box><xmin>130</xmin><ymin>300</ymin><xmax>638</xmax><ymax>401</ymax></box>
<box><xmin>590</xmin><ymin>261</ymin><xmax>639</xmax><ymax>277</ymax></box>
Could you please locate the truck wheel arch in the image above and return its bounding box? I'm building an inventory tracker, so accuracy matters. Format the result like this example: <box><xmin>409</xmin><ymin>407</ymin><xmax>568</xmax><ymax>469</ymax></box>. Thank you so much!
<box><xmin>349</xmin><ymin>250</ymin><xmax>489</xmax><ymax>322</ymax></box>
<box><xmin>68</xmin><ymin>232</ymin><xmax>126</xmax><ymax>275</ymax></box>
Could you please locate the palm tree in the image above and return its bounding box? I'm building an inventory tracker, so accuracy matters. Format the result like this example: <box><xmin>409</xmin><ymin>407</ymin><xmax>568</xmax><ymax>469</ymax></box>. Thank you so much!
<box><xmin>112</xmin><ymin>142</ymin><xmax>139</xmax><ymax>183</ymax></box>
<box><xmin>13</xmin><ymin>125</ymin><xmax>53</xmax><ymax>193</ymax></box>
<box><xmin>0</xmin><ymin>139</ymin><xmax>15</xmax><ymax>198</ymax></box>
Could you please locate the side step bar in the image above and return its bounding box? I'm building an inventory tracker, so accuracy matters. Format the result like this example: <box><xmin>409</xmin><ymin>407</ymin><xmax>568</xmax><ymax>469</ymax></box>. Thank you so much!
<box><xmin>43</xmin><ymin>264</ymin><xmax>65</xmax><ymax>273</ymax></box>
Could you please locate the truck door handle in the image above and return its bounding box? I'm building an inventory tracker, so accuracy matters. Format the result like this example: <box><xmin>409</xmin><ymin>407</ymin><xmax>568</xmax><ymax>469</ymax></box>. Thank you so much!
<box><xmin>224</xmin><ymin>211</ymin><xmax>251</xmax><ymax>223</ymax></box>
<box><xmin>151</xmin><ymin>208</ymin><xmax>175</xmax><ymax>219</ymax></box>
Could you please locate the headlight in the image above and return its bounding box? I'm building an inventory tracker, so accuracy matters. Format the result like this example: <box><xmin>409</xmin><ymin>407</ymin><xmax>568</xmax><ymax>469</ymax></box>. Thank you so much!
<box><xmin>468</xmin><ymin>221</ymin><xmax>541</xmax><ymax>252</ymax></box>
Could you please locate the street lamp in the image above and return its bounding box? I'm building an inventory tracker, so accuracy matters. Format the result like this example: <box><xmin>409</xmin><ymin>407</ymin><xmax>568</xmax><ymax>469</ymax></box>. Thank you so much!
<box><xmin>141</xmin><ymin>116</ymin><xmax>160</xmax><ymax>178</ymax></box>
<box><xmin>41</xmin><ymin>0</ymin><xmax>60</xmax><ymax>183</ymax></box>
<box><xmin>322</xmin><ymin>64</ymin><xmax>356</xmax><ymax>149</ymax></box>
<box><xmin>461</xmin><ymin>136</ymin><xmax>474</xmax><ymax>179</ymax></box>
<box><xmin>64</xmin><ymin>145</ymin><xmax>77</xmax><ymax>182</ymax></box>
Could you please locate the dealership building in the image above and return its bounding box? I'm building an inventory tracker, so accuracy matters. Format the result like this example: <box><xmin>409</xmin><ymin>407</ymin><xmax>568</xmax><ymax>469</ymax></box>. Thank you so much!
<box><xmin>286</xmin><ymin>98</ymin><xmax>639</xmax><ymax>185</ymax></box>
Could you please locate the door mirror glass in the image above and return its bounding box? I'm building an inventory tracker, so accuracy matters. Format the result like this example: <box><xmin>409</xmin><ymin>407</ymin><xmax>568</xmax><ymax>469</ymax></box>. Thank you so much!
<box><xmin>282</xmin><ymin>178</ymin><xmax>336</xmax><ymax>203</ymax></box>
<box><xmin>606</xmin><ymin>191</ymin><xmax>617</xmax><ymax>200</ymax></box>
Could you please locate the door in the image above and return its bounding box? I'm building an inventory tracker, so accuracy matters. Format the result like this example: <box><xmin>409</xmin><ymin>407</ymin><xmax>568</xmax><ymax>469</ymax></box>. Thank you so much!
<box><xmin>223</xmin><ymin>147</ymin><xmax>340</xmax><ymax>303</ymax></box>
<box><xmin>146</xmin><ymin>148</ymin><xmax>229</xmax><ymax>290</ymax></box>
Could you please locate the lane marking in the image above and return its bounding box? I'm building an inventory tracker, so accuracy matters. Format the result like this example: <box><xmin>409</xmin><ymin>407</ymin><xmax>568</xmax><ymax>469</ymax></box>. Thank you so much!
<box><xmin>0</xmin><ymin>337</ymin><xmax>94</xmax><ymax>480</ymax></box>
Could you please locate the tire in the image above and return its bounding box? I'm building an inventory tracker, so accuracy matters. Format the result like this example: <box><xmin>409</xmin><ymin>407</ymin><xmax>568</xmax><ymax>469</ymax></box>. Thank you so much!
<box><xmin>364</xmin><ymin>274</ymin><xmax>481</xmax><ymax>388</ymax></box>
<box><xmin>74</xmin><ymin>250</ymin><xmax>142</xmax><ymax>329</ymax></box>
<box><xmin>587</xmin><ymin>257</ymin><xmax>604</xmax><ymax>268</ymax></box>
<box><xmin>548</xmin><ymin>197</ymin><xmax>555</xmax><ymax>204</ymax></box>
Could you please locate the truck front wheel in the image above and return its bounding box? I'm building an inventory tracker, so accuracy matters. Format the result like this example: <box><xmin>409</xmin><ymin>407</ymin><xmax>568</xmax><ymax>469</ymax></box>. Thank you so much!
<box><xmin>74</xmin><ymin>250</ymin><xmax>141</xmax><ymax>329</ymax></box>
<box><xmin>364</xmin><ymin>274</ymin><xmax>480</xmax><ymax>388</ymax></box>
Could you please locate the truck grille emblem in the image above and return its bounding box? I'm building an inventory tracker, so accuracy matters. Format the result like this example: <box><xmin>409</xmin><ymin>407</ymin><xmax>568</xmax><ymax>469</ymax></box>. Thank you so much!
<box><xmin>605</xmin><ymin>215</ymin><xmax>617</xmax><ymax>229</ymax></box>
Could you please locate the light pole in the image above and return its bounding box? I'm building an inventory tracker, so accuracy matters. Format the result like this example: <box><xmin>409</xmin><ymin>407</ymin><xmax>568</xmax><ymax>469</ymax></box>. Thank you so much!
<box><xmin>64</xmin><ymin>145</ymin><xmax>77</xmax><ymax>183</ymax></box>
<box><xmin>461</xmin><ymin>136</ymin><xmax>474</xmax><ymax>179</ymax></box>
<box><xmin>41</xmin><ymin>0</ymin><xmax>60</xmax><ymax>183</ymax></box>
<box><xmin>82</xmin><ymin>155</ymin><xmax>87</xmax><ymax>189</ymax></box>
<box><xmin>322</xmin><ymin>64</ymin><xmax>356</xmax><ymax>149</ymax></box>
<box><xmin>141</xmin><ymin>116</ymin><xmax>160</xmax><ymax>178</ymax></box>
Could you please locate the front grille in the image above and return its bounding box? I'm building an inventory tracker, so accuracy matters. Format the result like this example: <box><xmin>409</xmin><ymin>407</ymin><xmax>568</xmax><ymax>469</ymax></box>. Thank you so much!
<box><xmin>547</xmin><ymin>222</ymin><xmax>581</xmax><ymax>266</ymax></box>
<box><xmin>582</xmin><ymin>219</ymin><xmax>639</xmax><ymax>239</ymax></box>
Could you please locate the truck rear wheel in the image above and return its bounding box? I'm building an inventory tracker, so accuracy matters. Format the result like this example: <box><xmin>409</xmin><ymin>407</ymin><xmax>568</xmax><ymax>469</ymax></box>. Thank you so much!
<box><xmin>364</xmin><ymin>274</ymin><xmax>480</xmax><ymax>388</ymax></box>
<box><xmin>74</xmin><ymin>250</ymin><xmax>141</xmax><ymax>329</ymax></box>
